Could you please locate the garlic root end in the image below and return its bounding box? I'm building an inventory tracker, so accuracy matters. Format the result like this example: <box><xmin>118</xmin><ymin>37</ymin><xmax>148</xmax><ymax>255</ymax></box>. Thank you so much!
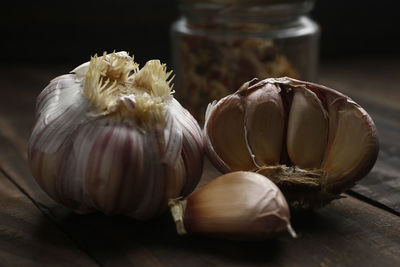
<box><xmin>286</xmin><ymin>223</ymin><xmax>297</xmax><ymax>238</ymax></box>
<box><xmin>168</xmin><ymin>199</ymin><xmax>187</xmax><ymax>235</ymax></box>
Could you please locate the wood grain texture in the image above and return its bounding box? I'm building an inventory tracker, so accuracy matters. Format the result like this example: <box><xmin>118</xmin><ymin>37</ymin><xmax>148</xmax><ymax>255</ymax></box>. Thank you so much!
<box><xmin>1</xmin><ymin>139</ymin><xmax>399</xmax><ymax>267</ymax></box>
<box><xmin>0</xmin><ymin>60</ymin><xmax>399</xmax><ymax>266</ymax></box>
<box><xmin>0</xmin><ymin>172</ymin><xmax>98</xmax><ymax>266</ymax></box>
<box><xmin>319</xmin><ymin>57</ymin><xmax>400</xmax><ymax>213</ymax></box>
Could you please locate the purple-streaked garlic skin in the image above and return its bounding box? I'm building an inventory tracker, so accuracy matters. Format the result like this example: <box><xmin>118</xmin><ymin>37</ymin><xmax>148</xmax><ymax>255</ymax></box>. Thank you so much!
<box><xmin>204</xmin><ymin>77</ymin><xmax>379</xmax><ymax>208</ymax></box>
<box><xmin>170</xmin><ymin>171</ymin><xmax>293</xmax><ymax>240</ymax></box>
<box><xmin>28</xmin><ymin>52</ymin><xmax>204</xmax><ymax>219</ymax></box>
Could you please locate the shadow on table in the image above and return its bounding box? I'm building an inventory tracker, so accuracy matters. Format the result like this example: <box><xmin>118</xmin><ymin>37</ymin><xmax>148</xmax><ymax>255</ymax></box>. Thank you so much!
<box><xmin>31</xmin><ymin>205</ymin><xmax>341</xmax><ymax>266</ymax></box>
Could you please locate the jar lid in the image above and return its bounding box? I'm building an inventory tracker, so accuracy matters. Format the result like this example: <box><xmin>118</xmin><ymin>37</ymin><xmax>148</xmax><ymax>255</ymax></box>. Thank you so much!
<box><xmin>179</xmin><ymin>0</ymin><xmax>315</xmax><ymax>21</ymax></box>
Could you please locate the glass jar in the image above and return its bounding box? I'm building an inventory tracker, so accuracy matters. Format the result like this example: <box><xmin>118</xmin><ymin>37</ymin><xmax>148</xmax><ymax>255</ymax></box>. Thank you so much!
<box><xmin>171</xmin><ymin>0</ymin><xmax>320</xmax><ymax>122</ymax></box>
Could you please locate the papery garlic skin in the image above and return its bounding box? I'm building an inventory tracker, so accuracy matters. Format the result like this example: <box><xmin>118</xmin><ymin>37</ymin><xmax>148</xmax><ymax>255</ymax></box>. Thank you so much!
<box><xmin>169</xmin><ymin>171</ymin><xmax>295</xmax><ymax>240</ymax></box>
<box><xmin>204</xmin><ymin>77</ymin><xmax>379</xmax><ymax>208</ymax></box>
<box><xmin>28</xmin><ymin>52</ymin><xmax>203</xmax><ymax>219</ymax></box>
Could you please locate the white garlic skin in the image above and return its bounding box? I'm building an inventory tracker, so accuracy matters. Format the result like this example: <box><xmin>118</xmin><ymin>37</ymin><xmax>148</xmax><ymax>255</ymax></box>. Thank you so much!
<box><xmin>170</xmin><ymin>171</ymin><xmax>293</xmax><ymax>240</ymax></box>
<box><xmin>204</xmin><ymin>77</ymin><xmax>379</xmax><ymax>207</ymax></box>
<box><xmin>28</xmin><ymin>52</ymin><xmax>204</xmax><ymax>219</ymax></box>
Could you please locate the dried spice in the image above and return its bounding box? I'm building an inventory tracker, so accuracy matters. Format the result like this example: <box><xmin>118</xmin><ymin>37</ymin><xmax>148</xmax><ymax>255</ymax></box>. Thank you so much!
<box><xmin>171</xmin><ymin>0</ymin><xmax>319</xmax><ymax>122</ymax></box>
<box><xmin>173</xmin><ymin>35</ymin><xmax>299</xmax><ymax>121</ymax></box>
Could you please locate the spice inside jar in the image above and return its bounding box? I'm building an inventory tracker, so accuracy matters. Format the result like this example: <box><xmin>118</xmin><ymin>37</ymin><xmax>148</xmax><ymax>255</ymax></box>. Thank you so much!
<box><xmin>171</xmin><ymin>0</ymin><xmax>320</xmax><ymax>122</ymax></box>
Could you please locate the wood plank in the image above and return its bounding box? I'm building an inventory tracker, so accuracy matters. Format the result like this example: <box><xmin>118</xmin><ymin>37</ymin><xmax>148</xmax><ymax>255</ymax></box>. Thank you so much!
<box><xmin>0</xmin><ymin>171</ymin><xmax>98</xmax><ymax>266</ymax></box>
<box><xmin>1</xmin><ymin>61</ymin><xmax>399</xmax><ymax>213</ymax></box>
<box><xmin>0</xmin><ymin>65</ymin><xmax>66</xmax><ymax>207</ymax></box>
<box><xmin>0</xmin><ymin>62</ymin><xmax>399</xmax><ymax>266</ymax></box>
<box><xmin>31</xmin><ymin>166</ymin><xmax>400</xmax><ymax>267</ymax></box>
<box><xmin>319</xmin><ymin>57</ymin><xmax>400</xmax><ymax>213</ymax></box>
<box><xmin>1</xmin><ymin>139</ymin><xmax>399</xmax><ymax>267</ymax></box>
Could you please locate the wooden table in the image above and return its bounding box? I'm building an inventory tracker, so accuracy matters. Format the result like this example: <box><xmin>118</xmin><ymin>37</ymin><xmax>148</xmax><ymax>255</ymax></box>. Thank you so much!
<box><xmin>0</xmin><ymin>58</ymin><xmax>399</xmax><ymax>266</ymax></box>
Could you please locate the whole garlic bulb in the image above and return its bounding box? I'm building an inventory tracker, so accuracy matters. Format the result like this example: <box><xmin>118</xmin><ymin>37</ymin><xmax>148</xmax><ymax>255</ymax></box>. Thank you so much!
<box><xmin>204</xmin><ymin>77</ymin><xmax>379</xmax><ymax>208</ymax></box>
<box><xmin>28</xmin><ymin>52</ymin><xmax>204</xmax><ymax>219</ymax></box>
<box><xmin>169</xmin><ymin>171</ymin><xmax>295</xmax><ymax>240</ymax></box>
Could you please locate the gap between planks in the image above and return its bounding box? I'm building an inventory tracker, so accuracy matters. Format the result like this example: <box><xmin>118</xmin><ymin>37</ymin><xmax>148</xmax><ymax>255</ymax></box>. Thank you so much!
<box><xmin>0</xmin><ymin>166</ymin><xmax>104</xmax><ymax>267</ymax></box>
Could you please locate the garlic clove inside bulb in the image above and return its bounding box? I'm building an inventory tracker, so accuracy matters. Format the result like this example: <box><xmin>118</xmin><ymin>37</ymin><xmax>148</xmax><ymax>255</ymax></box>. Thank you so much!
<box><xmin>245</xmin><ymin>82</ymin><xmax>285</xmax><ymax>167</ymax></box>
<box><xmin>287</xmin><ymin>87</ymin><xmax>328</xmax><ymax>169</ymax></box>
<box><xmin>204</xmin><ymin>77</ymin><xmax>379</xmax><ymax>208</ymax></box>
<box><xmin>204</xmin><ymin>95</ymin><xmax>255</xmax><ymax>172</ymax></box>
<box><xmin>28</xmin><ymin>52</ymin><xmax>204</xmax><ymax>219</ymax></box>
<box><xmin>321</xmin><ymin>99</ymin><xmax>379</xmax><ymax>192</ymax></box>
<box><xmin>169</xmin><ymin>171</ymin><xmax>296</xmax><ymax>240</ymax></box>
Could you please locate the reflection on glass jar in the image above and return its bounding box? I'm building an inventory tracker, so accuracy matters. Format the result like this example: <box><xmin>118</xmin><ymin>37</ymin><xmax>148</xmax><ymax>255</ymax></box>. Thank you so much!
<box><xmin>171</xmin><ymin>0</ymin><xmax>320</xmax><ymax>122</ymax></box>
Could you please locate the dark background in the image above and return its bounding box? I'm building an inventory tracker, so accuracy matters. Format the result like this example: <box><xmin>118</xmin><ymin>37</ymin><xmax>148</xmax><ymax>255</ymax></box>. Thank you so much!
<box><xmin>1</xmin><ymin>0</ymin><xmax>399</xmax><ymax>67</ymax></box>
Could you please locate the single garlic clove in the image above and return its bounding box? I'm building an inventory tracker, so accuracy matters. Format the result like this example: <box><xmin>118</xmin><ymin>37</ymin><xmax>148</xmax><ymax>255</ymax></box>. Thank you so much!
<box><xmin>245</xmin><ymin>82</ymin><xmax>285</xmax><ymax>166</ymax></box>
<box><xmin>169</xmin><ymin>171</ymin><xmax>296</xmax><ymax>240</ymax></box>
<box><xmin>170</xmin><ymin>100</ymin><xmax>204</xmax><ymax>196</ymax></box>
<box><xmin>28</xmin><ymin>150</ymin><xmax>59</xmax><ymax>202</ymax></box>
<box><xmin>204</xmin><ymin>94</ymin><xmax>255</xmax><ymax>172</ymax></box>
<box><xmin>321</xmin><ymin>99</ymin><xmax>379</xmax><ymax>192</ymax></box>
<box><xmin>83</xmin><ymin>123</ymin><xmax>170</xmax><ymax>217</ymax></box>
<box><xmin>287</xmin><ymin>87</ymin><xmax>328</xmax><ymax>168</ymax></box>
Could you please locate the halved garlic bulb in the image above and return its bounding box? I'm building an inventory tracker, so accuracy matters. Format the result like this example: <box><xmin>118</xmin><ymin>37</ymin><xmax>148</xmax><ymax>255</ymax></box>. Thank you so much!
<box><xmin>204</xmin><ymin>77</ymin><xmax>379</xmax><ymax>208</ymax></box>
<box><xmin>169</xmin><ymin>171</ymin><xmax>295</xmax><ymax>240</ymax></box>
<box><xmin>28</xmin><ymin>52</ymin><xmax>204</xmax><ymax>219</ymax></box>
